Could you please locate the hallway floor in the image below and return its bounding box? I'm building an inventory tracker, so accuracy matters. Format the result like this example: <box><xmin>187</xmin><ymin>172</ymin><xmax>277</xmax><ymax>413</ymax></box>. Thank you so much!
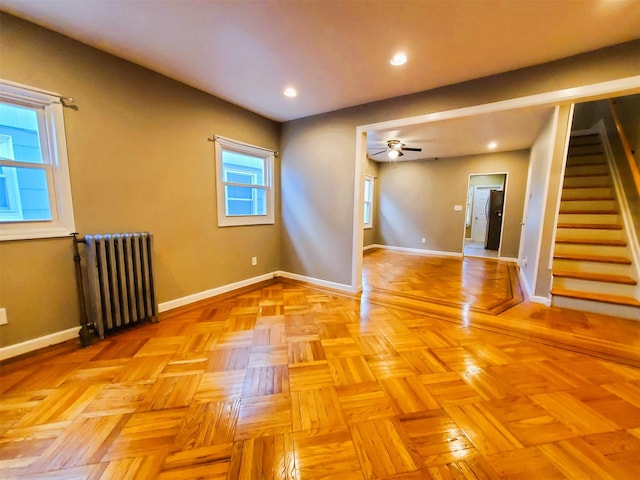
<box><xmin>463</xmin><ymin>239</ymin><xmax>499</xmax><ymax>259</ymax></box>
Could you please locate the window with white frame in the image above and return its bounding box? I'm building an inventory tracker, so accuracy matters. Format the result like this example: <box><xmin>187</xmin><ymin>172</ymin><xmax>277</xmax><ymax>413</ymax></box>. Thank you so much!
<box><xmin>364</xmin><ymin>175</ymin><xmax>374</xmax><ymax>228</ymax></box>
<box><xmin>0</xmin><ymin>80</ymin><xmax>75</xmax><ymax>241</ymax></box>
<box><xmin>214</xmin><ymin>136</ymin><xmax>274</xmax><ymax>226</ymax></box>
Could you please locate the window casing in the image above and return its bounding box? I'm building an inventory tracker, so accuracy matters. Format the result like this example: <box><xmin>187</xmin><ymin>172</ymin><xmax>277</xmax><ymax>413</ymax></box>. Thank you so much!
<box><xmin>364</xmin><ymin>175</ymin><xmax>374</xmax><ymax>229</ymax></box>
<box><xmin>215</xmin><ymin>136</ymin><xmax>274</xmax><ymax>227</ymax></box>
<box><xmin>0</xmin><ymin>80</ymin><xmax>75</xmax><ymax>241</ymax></box>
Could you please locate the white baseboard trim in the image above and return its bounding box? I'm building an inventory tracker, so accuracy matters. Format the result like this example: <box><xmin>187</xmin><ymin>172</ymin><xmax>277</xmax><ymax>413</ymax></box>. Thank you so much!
<box><xmin>498</xmin><ymin>256</ymin><xmax>518</xmax><ymax>263</ymax></box>
<box><xmin>516</xmin><ymin>259</ymin><xmax>551</xmax><ymax>307</ymax></box>
<box><xmin>0</xmin><ymin>256</ymin><xmax>554</xmax><ymax>361</ymax></box>
<box><xmin>530</xmin><ymin>295</ymin><xmax>552</xmax><ymax>306</ymax></box>
<box><xmin>518</xmin><ymin>266</ymin><xmax>533</xmax><ymax>300</ymax></box>
<box><xmin>372</xmin><ymin>244</ymin><xmax>462</xmax><ymax>257</ymax></box>
<box><xmin>158</xmin><ymin>272</ymin><xmax>276</xmax><ymax>313</ymax></box>
<box><xmin>0</xmin><ymin>271</ymin><xmax>354</xmax><ymax>360</ymax></box>
<box><xmin>518</xmin><ymin>265</ymin><xmax>551</xmax><ymax>305</ymax></box>
<box><xmin>0</xmin><ymin>326</ymin><xmax>78</xmax><ymax>362</ymax></box>
<box><xmin>275</xmin><ymin>271</ymin><xmax>355</xmax><ymax>293</ymax></box>
<box><xmin>363</xmin><ymin>244</ymin><xmax>377</xmax><ymax>251</ymax></box>
<box><xmin>514</xmin><ymin>260</ymin><xmax>550</xmax><ymax>305</ymax></box>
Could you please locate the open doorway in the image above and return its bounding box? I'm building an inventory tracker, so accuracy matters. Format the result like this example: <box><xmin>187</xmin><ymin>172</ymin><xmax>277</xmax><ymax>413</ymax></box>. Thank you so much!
<box><xmin>352</xmin><ymin>77</ymin><xmax>640</xmax><ymax>292</ymax></box>
<box><xmin>464</xmin><ymin>173</ymin><xmax>507</xmax><ymax>258</ymax></box>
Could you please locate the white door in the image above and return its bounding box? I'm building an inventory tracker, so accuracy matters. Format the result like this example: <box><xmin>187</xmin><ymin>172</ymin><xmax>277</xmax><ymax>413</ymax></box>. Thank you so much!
<box><xmin>470</xmin><ymin>186</ymin><xmax>493</xmax><ymax>242</ymax></box>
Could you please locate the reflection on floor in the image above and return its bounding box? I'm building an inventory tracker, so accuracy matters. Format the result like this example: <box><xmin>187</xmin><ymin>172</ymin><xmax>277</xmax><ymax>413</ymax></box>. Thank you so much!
<box><xmin>464</xmin><ymin>238</ymin><xmax>498</xmax><ymax>258</ymax></box>
<box><xmin>363</xmin><ymin>248</ymin><xmax>522</xmax><ymax>315</ymax></box>
<box><xmin>363</xmin><ymin>248</ymin><xmax>640</xmax><ymax>367</ymax></box>
<box><xmin>2</xmin><ymin>251</ymin><xmax>640</xmax><ymax>478</ymax></box>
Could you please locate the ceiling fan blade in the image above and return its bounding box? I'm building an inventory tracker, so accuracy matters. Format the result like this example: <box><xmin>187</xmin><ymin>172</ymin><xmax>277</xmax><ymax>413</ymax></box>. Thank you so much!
<box><xmin>398</xmin><ymin>150</ymin><xmax>404</xmax><ymax>156</ymax></box>
<box><xmin>401</xmin><ymin>147</ymin><xmax>422</xmax><ymax>152</ymax></box>
<box><xmin>370</xmin><ymin>149</ymin><xmax>387</xmax><ymax>156</ymax></box>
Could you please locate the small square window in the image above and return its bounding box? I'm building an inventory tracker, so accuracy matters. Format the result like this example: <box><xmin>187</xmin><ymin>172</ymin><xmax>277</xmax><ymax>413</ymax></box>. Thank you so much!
<box><xmin>215</xmin><ymin>137</ymin><xmax>275</xmax><ymax>227</ymax></box>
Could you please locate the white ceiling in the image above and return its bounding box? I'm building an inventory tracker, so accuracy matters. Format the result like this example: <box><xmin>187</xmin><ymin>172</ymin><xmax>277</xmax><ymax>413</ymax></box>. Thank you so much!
<box><xmin>366</xmin><ymin>106</ymin><xmax>555</xmax><ymax>162</ymax></box>
<box><xmin>2</xmin><ymin>1</ymin><xmax>638</xmax><ymax>161</ymax></box>
<box><xmin>2</xmin><ymin>0</ymin><xmax>639</xmax><ymax>123</ymax></box>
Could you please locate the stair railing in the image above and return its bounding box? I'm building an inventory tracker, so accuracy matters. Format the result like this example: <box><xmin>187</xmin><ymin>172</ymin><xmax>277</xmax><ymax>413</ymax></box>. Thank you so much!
<box><xmin>607</xmin><ymin>99</ymin><xmax>640</xmax><ymax>197</ymax></box>
<box><xmin>600</xmin><ymin>104</ymin><xmax>640</xmax><ymax>302</ymax></box>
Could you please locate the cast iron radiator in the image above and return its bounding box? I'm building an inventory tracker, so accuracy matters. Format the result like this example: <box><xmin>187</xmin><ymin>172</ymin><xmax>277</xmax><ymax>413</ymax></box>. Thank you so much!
<box><xmin>73</xmin><ymin>232</ymin><xmax>158</xmax><ymax>341</ymax></box>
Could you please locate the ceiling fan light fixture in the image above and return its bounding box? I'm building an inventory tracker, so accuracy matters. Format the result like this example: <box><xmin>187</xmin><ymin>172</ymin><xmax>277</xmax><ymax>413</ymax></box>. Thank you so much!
<box><xmin>387</xmin><ymin>139</ymin><xmax>402</xmax><ymax>150</ymax></box>
<box><xmin>390</xmin><ymin>52</ymin><xmax>407</xmax><ymax>66</ymax></box>
<box><xmin>369</xmin><ymin>139</ymin><xmax>420</xmax><ymax>159</ymax></box>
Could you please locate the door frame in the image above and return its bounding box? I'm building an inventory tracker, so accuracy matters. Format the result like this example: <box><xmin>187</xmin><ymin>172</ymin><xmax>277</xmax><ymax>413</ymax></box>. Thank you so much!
<box><xmin>470</xmin><ymin>185</ymin><xmax>501</xmax><ymax>243</ymax></box>
<box><xmin>463</xmin><ymin>173</ymin><xmax>508</xmax><ymax>257</ymax></box>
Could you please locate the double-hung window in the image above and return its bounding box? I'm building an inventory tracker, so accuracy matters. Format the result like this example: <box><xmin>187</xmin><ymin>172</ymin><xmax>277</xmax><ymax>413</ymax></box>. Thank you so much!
<box><xmin>0</xmin><ymin>80</ymin><xmax>75</xmax><ymax>240</ymax></box>
<box><xmin>363</xmin><ymin>175</ymin><xmax>374</xmax><ymax>228</ymax></box>
<box><xmin>214</xmin><ymin>136</ymin><xmax>274</xmax><ymax>226</ymax></box>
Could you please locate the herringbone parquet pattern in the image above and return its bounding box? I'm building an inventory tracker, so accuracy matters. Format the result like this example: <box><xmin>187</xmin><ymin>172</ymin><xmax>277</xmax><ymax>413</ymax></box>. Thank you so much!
<box><xmin>1</xmin><ymin>252</ymin><xmax>640</xmax><ymax>479</ymax></box>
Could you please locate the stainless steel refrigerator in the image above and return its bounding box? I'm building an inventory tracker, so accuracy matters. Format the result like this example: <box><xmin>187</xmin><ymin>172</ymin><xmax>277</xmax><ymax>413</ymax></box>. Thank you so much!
<box><xmin>485</xmin><ymin>189</ymin><xmax>504</xmax><ymax>250</ymax></box>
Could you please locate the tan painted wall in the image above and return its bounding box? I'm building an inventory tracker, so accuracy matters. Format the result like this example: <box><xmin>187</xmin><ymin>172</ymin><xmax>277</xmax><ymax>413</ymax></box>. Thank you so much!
<box><xmin>0</xmin><ymin>14</ymin><xmax>280</xmax><ymax>347</ymax></box>
<box><xmin>280</xmin><ymin>114</ymin><xmax>356</xmax><ymax>285</ymax></box>
<box><xmin>572</xmin><ymin>100</ymin><xmax>610</xmax><ymax>131</ymax></box>
<box><xmin>611</xmin><ymin>95</ymin><xmax>640</xmax><ymax>233</ymax></box>
<box><xmin>375</xmin><ymin>151</ymin><xmax>528</xmax><ymax>258</ymax></box>
<box><xmin>519</xmin><ymin>110</ymin><xmax>558</xmax><ymax>295</ymax></box>
<box><xmin>612</xmin><ymin>94</ymin><xmax>640</xmax><ymax>163</ymax></box>
<box><xmin>281</xmin><ymin>40</ymin><xmax>640</xmax><ymax>286</ymax></box>
<box><xmin>535</xmin><ymin>105</ymin><xmax>574</xmax><ymax>298</ymax></box>
<box><xmin>611</xmin><ymin>95</ymin><xmax>640</xmax><ymax>286</ymax></box>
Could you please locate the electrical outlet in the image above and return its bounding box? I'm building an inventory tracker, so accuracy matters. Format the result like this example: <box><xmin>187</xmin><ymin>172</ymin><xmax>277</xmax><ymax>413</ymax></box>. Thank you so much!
<box><xmin>0</xmin><ymin>308</ymin><xmax>7</xmax><ymax>326</ymax></box>
<box><xmin>421</xmin><ymin>237</ymin><xmax>426</xmax><ymax>244</ymax></box>
<box><xmin>251</xmin><ymin>256</ymin><xmax>258</xmax><ymax>266</ymax></box>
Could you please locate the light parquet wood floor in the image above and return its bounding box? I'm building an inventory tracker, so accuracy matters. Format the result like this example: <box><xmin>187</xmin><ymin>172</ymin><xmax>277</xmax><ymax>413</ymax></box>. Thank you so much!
<box><xmin>363</xmin><ymin>249</ymin><xmax>523</xmax><ymax>314</ymax></box>
<box><xmin>2</xmin><ymin>251</ymin><xmax>640</xmax><ymax>479</ymax></box>
<box><xmin>364</xmin><ymin>249</ymin><xmax>640</xmax><ymax>367</ymax></box>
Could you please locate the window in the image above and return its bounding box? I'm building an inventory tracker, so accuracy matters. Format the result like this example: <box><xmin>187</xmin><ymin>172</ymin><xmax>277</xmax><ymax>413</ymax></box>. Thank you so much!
<box><xmin>466</xmin><ymin>185</ymin><xmax>473</xmax><ymax>227</ymax></box>
<box><xmin>363</xmin><ymin>175</ymin><xmax>374</xmax><ymax>229</ymax></box>
<box><xmin>0</xmin><ymin>80</ymin><xmax>75</xmax><ymax>240</ymax></box>
<box><xmin>214</xmin><ymin>136</ymin><xmax>274</xmax><ymax>226</ymax></box>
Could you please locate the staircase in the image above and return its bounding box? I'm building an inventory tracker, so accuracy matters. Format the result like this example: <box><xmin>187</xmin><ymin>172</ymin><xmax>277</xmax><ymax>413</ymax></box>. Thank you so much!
<box><xmin>551</xmin><ymin>133</ymin><xmax>640</xmax><ymax>320</ymax></box>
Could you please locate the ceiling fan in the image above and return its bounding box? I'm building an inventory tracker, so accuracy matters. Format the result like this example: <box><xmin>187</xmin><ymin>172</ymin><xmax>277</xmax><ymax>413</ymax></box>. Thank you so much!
<box><xmin>370</xmin><ymin>139</ymin><xmax>422</xmax><ymax>159</ymax></box>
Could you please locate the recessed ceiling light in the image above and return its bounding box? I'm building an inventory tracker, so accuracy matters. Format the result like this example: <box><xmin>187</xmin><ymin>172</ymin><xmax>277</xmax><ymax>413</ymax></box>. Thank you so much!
<box><xmin>488</xmin><ymin>142</ymin><xmax>498</xmax><ymax>149</ymax></box>
<box><xmin>283</xmin><ymin>87</ymin><xmax>297</xmax><ymax>97</ymax></box>
<box><xmin>390</xmin><ymin>52</ymin><xmax>407</xmax><ymax>66</ymax></box>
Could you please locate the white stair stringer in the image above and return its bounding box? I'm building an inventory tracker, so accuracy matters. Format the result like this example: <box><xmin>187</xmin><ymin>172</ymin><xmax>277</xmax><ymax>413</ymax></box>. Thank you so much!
<box><xmin>552</xmin><ymin>296</ymin><xmax>640</xmax><ymax>320</ymax></box>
